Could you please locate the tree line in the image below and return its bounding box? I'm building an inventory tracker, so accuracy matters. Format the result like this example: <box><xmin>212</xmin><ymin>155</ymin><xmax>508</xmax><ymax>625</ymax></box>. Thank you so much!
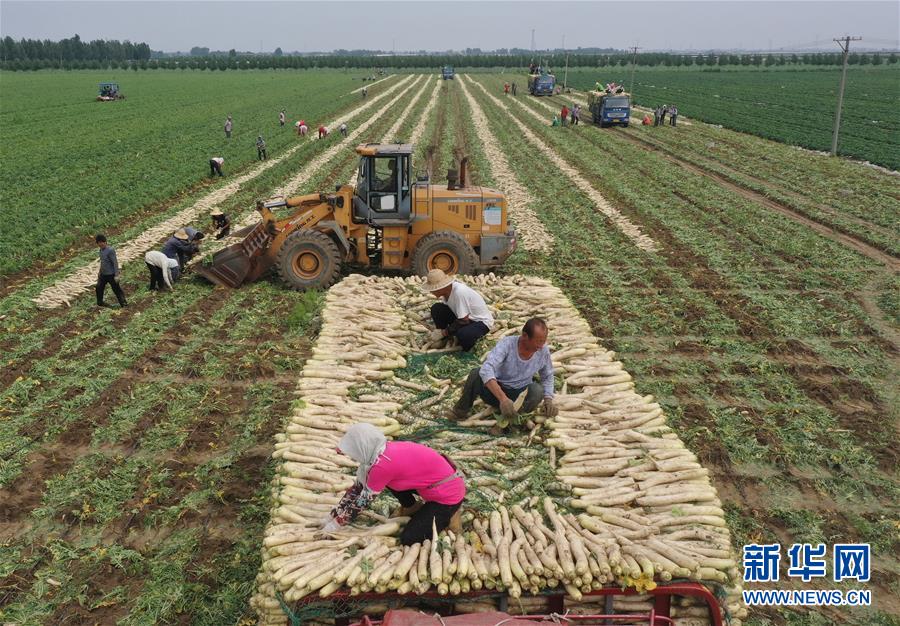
<box><xmin>1</xmin><ymin>34</ymin><xmax>151</xmax><ymax>64</ymax></box>
<box><xmin>1</xmin><ymin>36</ymin><xmax>896</xmax><ymax>72</ymax></box>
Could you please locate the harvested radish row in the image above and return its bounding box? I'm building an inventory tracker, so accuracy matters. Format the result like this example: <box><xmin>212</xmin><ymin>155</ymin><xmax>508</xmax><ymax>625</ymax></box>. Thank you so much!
<box><xmin>251</xmin><ymin>274</ymin><xmax>746</xmax><ymax>626</ymax></box>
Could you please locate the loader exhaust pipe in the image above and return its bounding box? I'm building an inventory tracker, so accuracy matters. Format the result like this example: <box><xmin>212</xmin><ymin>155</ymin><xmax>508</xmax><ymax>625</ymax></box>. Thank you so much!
<box><xmin>446</xmin><ymin>168</ymin><xmax>459</xmax><ymax>190</ymax></box>
<box><xmin>459</xmin><ymin>157</ymin><xmax>468</xmax><ymax>188</ymax></box>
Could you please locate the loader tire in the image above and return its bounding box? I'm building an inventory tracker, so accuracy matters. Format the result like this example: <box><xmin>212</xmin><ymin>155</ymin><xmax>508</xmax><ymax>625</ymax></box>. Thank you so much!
<box><xmin>275</xmin><ymin>230</ymin><xmax>341</xmax><ymax>291</ymax></box>
<box><xmin>412</xmin><ymin>231</ymin><xmax>479</xmax><ymax>277</ymax></box>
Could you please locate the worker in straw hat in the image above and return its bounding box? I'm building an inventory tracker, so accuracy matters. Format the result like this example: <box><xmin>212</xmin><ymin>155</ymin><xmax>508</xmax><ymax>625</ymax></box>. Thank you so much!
<box><xmin>321</xmin><ymin>423</ymin><xmax>464</xmax><ymax>545</ymax></box>
<box><xmin>450</xmin><ymin>317</ymin><xmax>558</xmax><ymax>430</ymax></box>
<box><xmin>161</xmin><ymin>228</ymin><xmax>200</xmax><ymax>271</ymax></box>
<box><xmin>210</xmin><ymin>209</ymin><xmax>231</xmax><ymax>239</ymax></box>
<box><xmin>422</xmin><ymin>269</ymin><xmax>493</xmax><ymax>352</ymax></box>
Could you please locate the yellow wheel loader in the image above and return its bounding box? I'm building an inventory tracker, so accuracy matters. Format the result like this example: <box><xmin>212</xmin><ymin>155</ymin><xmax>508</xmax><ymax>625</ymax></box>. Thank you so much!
<box><xmin>195</xmin><ymin>144</ymin><xmax>517</xmax><ymax>290</ymax></box>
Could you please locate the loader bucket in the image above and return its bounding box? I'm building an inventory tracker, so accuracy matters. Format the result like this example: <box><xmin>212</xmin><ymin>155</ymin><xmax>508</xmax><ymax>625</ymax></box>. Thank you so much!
<box><xmin>194</xmin><ymin>243</ymin><xmax>253</xmax><ymax>288</ymax></box>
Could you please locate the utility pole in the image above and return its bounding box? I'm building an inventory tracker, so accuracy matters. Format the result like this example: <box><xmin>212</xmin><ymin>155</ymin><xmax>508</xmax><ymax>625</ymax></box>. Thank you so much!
<box><xmin>562</xmin><ymin>34</ymin><xmax>568</xmax><ymax>90</ymax></box>
<box><xmin>831</xmin><ymin>35</ymin><xmax>862</xmax><ymax>156</ymax></box>
<box><xmin>530</xmin><ymin>29</ymin><xmax>535</xmax><ymax>53</ymax></box>
<box><xmin>628</xmin><ymin>45</ymin><xmax>641</xmax><ymax>94</ymax></box>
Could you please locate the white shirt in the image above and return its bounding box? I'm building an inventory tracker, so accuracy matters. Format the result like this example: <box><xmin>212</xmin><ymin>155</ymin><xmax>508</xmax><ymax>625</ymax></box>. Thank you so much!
<box><xmin>212</xmin><ymin>157</ymin><xmax>224</xmax><ymax>165</ymax></box>
<box><xmin>445</xmin><ymin>281</ymin><xmax>493</xmax><ymax>329</ymax></box>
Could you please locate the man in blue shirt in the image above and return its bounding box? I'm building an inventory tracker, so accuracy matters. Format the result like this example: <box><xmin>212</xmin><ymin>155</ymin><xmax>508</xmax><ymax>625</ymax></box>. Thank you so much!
<box><xmin>450</xmin><ymin>317</ymin><xmax>558</xmax><ymax>426</ymax></box>
<box><xmin>95</xmin><ymin>234</ymin><xmax>127</xmax><ymax>308</ymax></box>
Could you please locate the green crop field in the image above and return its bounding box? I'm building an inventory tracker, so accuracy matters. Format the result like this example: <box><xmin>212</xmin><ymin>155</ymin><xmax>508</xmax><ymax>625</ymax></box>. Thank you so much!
<box><xmin>0</xmin><ymin>68</ymin><xmax>897</xmax><ymax>626</ymax></box>
<box><xmin>0</xmin><ymin>70</ymin><xmax>368</xmax><ymax>277</ymax></box>
<box><xmin>565</xmin><ymin>66</ymin><xmax>900</xmax><ymax>170</ymax></box>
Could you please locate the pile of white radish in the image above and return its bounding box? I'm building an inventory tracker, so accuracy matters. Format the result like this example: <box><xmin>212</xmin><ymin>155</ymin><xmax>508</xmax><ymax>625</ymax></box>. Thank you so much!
<box><xmin>252</xmin><ymin>274</ymin><xmax>747</xmax><ymax>626</ymax></box>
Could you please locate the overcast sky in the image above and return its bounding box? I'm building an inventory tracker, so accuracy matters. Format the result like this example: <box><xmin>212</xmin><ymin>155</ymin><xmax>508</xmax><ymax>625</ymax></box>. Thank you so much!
<box><xmin>2</xmin><ymin>1</ymin><xmax>898</xmax><ymax>53</ymax></box>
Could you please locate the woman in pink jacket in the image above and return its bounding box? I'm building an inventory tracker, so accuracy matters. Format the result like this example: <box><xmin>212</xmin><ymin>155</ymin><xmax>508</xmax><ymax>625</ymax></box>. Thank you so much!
<box><xmin>323</xmin><ymin>423</ymin><xmax>465</xmax><ymax>545</ymax></box>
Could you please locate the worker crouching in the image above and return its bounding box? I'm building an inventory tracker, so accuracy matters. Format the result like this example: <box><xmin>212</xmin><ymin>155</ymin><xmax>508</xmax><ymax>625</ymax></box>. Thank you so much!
<box><xmin>451</xmin><ymin>317</ymin><xmax>558</xmax><ymax>428</ymax></box>
<box><xmin>323</xmin><ymin>423</ymin><xmax>464</xmax><ymax>546</ymax></box>
<box><xmin>423</xmin><ymin>269</ymin><xmax>492</xmax><ymax>352</ymax></box>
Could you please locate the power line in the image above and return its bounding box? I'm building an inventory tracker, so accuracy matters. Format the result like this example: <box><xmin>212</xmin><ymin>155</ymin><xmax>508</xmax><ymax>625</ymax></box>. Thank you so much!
<box><xmin>831</xmin><ymin>35</ymin><xmax>862</xmax><ymax>156</ymax></box>
<box><xmin>628</xmin><ymin>45</ymin><xmax>641</xmax><ymax>95</ymax></box>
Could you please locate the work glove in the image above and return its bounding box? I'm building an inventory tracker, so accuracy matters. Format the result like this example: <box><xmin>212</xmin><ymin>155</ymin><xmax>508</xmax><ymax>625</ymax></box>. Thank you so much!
<box><xmin>542</xmin><ymin>397</ymin><xmax>559</xmax><ymax>418</ymax></box>
<box><xmin>428</xmin><ymin>328</ymin><xmax>445</xmax><ymax>342</ymax></box>
<box><xmin>321</xmin><ymin>516</ymin><xmax>340</xmax><ymax>533</ymax></box>
<box><xmin>499</xmin><ymin>397</ymin><xmax>518</xmax><ymax>421</ymax></box>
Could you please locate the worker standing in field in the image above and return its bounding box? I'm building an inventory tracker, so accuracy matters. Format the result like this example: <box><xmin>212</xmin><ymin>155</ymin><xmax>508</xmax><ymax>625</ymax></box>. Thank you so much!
<box><xmin>659</xmin><ymin>105</ymin><xmax>667</xmax><ymax>125</ymax></box>
<box><xmin>279</xmin><ymin>109</ymin><xmax>286</xmax><ymax>127</ymax></box>
<box><xmin>560</xmin><ymin>104</ymin><xmax>569</xmax><ymax>126</ymax></box>
<box><xmin>511</xmin><ymin>82</ymin><xmax>517</xmax><ymax>96</ymax></box>
<box><xmin>209</xmin><ymin>156</ymin><xmax>224</xmax><ymax>177</ymax></box>
<box><xmin>504</xmin><ymin>82</ymin><xmax>510</xmax><ymax>95</ymax></box>
<box><xmin>669</xmin><ymin>105</ymin><xmax>678</xmax><ymax>126</ymax></box>
<box><xmin>423</xmin><ymin>269</ymin><xmax>493</xmax><ymax>353</ymax></box>
<box><xmin>450</xmin><ymin>318</ymin><xmax>557</xmax><ymax>428</ymax></box>
<box><xmin>653</xmin><ymin>106</ymin><xmax>661</xmax><ymax>127</ymax></box>
<box><xmin>95</xmin><ymin>234</ymin><xmax>127</xmax><ymax>308</ymax></box>
<box><xmin>321</xmin><ymin>423</ymin><xmax>464</xmax><ymax>545</ymax></box>
<box><xmin>256</xmin><ymin>135</ymin><xmax>267</xmax><ymax>160</ymax></box>
<box><xmin>144</xmin><ymin>250</ymin><xmax>179</xmax><ymax>291</ymax></box>
<box><xmin>224</xmin><ymin>115</ymin><xmax>233</xmax><ymax>139</ymax></box>
<box><xmin>210</xmin><ymin>209</ymin><xmax>231</xmax><ymax>239</ymax></box>
<box><xmin>339</xmin><ymin>122</ymin><xmax>348</xmax><ymax>137</ymax></box>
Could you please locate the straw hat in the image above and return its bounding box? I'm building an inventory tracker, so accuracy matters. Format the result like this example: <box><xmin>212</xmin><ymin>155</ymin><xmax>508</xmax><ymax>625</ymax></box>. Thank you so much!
<box><xmin>210</xmin><ymin>209</ymin><xmax>224</xmax><ymax>217</ymax></box>
<box><xmin>421</xmin><ymin>269</ymin><xmax>454</xmax><ymax>292</ymax></box>
<box><xmin>174</xmin><ymin>228</ymin><xmax>189</xmax><ymax>240</ymax></box>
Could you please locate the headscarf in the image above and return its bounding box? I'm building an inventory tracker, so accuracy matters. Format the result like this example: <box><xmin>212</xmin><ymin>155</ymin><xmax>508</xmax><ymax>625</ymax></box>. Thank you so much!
<box><xmin>339</xmin><ymin>423</ymin><xmax>388</xmax><ymax>486</ymax></box>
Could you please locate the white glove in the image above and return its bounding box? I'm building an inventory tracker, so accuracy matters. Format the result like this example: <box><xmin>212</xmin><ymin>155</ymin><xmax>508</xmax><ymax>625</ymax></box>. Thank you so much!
<box><xmin>429</xmin><ymin>328</ymin><xmax>445</xmax><ymax>342</ymax></box>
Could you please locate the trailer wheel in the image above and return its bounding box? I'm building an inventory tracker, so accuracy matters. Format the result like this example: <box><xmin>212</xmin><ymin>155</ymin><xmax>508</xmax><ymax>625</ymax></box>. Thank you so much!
<box><xmin>412</xmin><ymin>231</ymin><xmax>479</xmax><ymax>276</ymax></box>
<box><xmin>275</xmin><ymin>230</ymin><xmax>341</xmax><ymax>290</ymax></box>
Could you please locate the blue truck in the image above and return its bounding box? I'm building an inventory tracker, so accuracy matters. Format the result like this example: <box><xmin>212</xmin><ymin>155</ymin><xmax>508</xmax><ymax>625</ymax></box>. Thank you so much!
<box><xmin>528</xmin><ymin>72</ymin><xmax>556</xmax><ymax>96</ymax></box>
<box><xmin>441</xmin><ymin>66</ymin><xmax>455</xmax><ymax>80</ymax></box>
<box><xmin>588</xmin><ymin>91</ymin><xmax>632</xmax><ymax>127</ymax></box>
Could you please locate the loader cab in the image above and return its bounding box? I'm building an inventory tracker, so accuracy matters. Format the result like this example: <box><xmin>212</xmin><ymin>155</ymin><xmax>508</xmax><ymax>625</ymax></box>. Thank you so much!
<box><xmin>353</xmin><ymin>143</ymin><xmax>412</xmax><ymax>223</ymax></box>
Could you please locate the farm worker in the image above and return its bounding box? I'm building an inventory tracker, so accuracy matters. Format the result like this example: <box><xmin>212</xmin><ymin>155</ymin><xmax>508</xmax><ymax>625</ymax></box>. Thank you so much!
<box><xmin>660</xmin><ymin>105</ymin><xmax>667</xmax><ymax>125</ymax></box>
<box><xmin>423</xmin><ymin>269</ymin><xmax>493</xmax><ymax>353</ymax></box>
<box><xmin>144</xmin><ymin>250</ymin><xmax>178</xmax><ymax>291</ymax></box>
<box><xmin>450</xmin><ymin>318</ymin><xmax>558</xmax><ymax>426</ymax></box>
<box><xmin>224</xmin><ymin>115</ymin><xmax>233</xmax><ymax>139</ymax></box>
<box><xmin>210</xmin><ymin>209</ymin><xmax>231</xmax><ymax>239</ymax></box>
<box><xmin>162</xmin><ymin>228</ymin><xmax>197</xmax><ymax>270</ymax></box>
<box><xmin>362</xmin><ymin>86</ymin><xmax>368</xmax><ymax>98</ymax></box>
<box><xmin>642</xmin><ymin>114</ymin><xmax>652</xmax><ymax>125</ymax></box>
<box><xmin>551</xmin><ymin>115</ymin><xmax>560</xmax><ymax>127</ymax></box>
<box><xmin>209</xmin><ymin>156</ymin><xmax>224</xmax><ymax>177</ymax></box>
<box><xmin>571</xmin><ymin>104</ymin><xmax>579</xmax><ymax>126</ymax></box>
<box><xmin>318</xmin><ymin>125</ymin><xmax>328</xmax><ymax>139</ymax></box>
<box><xmin>669</xmin><ymin>105</ymin><xmax>678</xmax><ymax>126</ymax></box>
<box><xmin>339</xmin><ymin>122</ymin><xmax>348</xmax><ymax>137</ymax></box>
<box><xmin>256</xmin><ymin>135</ymin><xmax>267</xmax><ymax>160</ymax></box>
<box><xmin>94</xmin><ymin>234</ymin><xmax>127</xmax><ymax>308</ymax></box>
<box><xmin>184</xmin><ymin>226</ymin><xmax>205</xmax><ymax>244</ymax></box>
<box><xmin>322</xmin><ymin>423</ymin><xmax>465</xmax><ymax>545</ymax></box>
<box><xmin>511</xmin><ymin>82</ymin><xmax>517</xmax><ymax>96</ymax></box>
<box><xmin>296</xmin><ymin>120</ymin><xmax>308</xmax><ymax>136</ymax></box>
<box><xmin>653</xmin><ymin>107</ymin><xmax>661</xmax><ymax>126</ymax></box>
<box><xmin>560</xmin><ymin>105</ymin><xmax>569</xmax><ymax>126</ymax></box>
<box><xmin>504</xmin><ymin>82</ymin><xmax>510</xmax><ymax>95</ymax></box>
<box><xmin>279</xmin><ymin>109</ymin><xmax>286</xmax><ymax>127</ymax></box>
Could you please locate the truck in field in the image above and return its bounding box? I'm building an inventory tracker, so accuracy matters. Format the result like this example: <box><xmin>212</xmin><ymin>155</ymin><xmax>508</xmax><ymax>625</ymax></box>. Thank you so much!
<box><xmin>528</xmin><ymin>71</ymin><xmax>555</xmax><ymax>96</ymax></box>
<box><xmin>587</xmin><ymin>90</ymin><xmax>632</xmax><ymax>127</ymax></box>
<box><xmin>441</xmin><ymin>66</ymin><xmax>455</xmax><ymax>80</ymax></box>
